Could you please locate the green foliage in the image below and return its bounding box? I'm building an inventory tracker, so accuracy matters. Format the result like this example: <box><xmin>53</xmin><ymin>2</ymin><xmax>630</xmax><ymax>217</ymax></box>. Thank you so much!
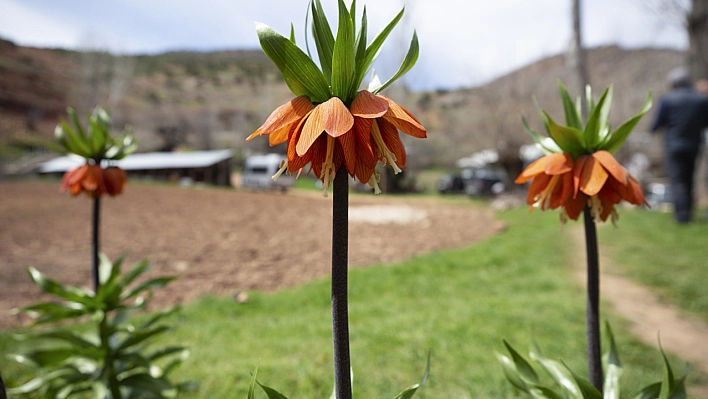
<box><xmin>524</xmin><ymin>80</ymin><xmax>652</xmax><ymax>157</ymax></box>
<box><xmin>255</xmin><ymin>0</ymin><xmax>419</xmax><ymax>105</ymax></box>
<box><xmin>248</xmin><ymin>353</ymin><xmax>429</xmax><ymax>399</ymax></box>
<box><xmin>497</xmin><ymin>323</ymin><xmax>688</xmax><ymax>399</ymax></box>
<box><xmin>51</xmin><ymin>107</ymin><xmax>137</xmax><ymax>162</ymax></box>
<box><xmin>8</xmin><ymin>255</ymin><xmax>187</xmax><ymax>399</ymax></box>
<box><xmin>2</xmin><ymin>208</ymin><xmax>697</xmax><ymax>397</ymax></box>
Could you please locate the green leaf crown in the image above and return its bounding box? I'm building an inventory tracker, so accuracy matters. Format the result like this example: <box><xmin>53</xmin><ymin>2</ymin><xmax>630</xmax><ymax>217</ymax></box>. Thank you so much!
<box><xmin>255</xmin><ymin>0</ymin><xmax>419</xmax><ymax>106</ymax></box>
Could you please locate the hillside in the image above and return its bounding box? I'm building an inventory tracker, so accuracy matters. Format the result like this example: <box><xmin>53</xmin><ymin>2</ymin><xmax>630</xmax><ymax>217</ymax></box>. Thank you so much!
<box><xmin>407</xmin><ymin>46</ymin><xmax>682</xmax><ymax>169</ymax></box>
<box><xmin>0</xmin><ymin>39</ymin><xmax>684</xmax><ymax>170</ymax></box>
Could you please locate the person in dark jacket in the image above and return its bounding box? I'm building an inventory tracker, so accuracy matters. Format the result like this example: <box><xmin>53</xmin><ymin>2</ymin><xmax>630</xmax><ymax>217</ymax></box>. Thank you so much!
<box><xmin>651</xmin><ymin>67</ymin><xmax>708</xmax><ymax>223</ymax></box>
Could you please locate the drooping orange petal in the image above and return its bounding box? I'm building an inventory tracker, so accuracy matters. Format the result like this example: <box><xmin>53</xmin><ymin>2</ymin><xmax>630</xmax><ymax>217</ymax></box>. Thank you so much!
<box><xmin>297</xmin><ymin>97</ymin><xmax>354</xmax><ymax>156</ymax></box>
<box><xmin>564</xmin><ymin>194</ymin><xmax>587</xmax><ymax>220</ymax></box>
<box><xmin>515</xmin><ymin>156</ymin><xmax>548</xmax><ymax>184</ymax></box>
<box><xmin>549</xmin><ymin>173</ymin><xmax>575</xmax><ymax>210</ymax></box>
<box><xmin>628</xmin><ymin>177</ymin><xmax>645</xmax><ymax>206</ymax></box>
<box><xmin>598</xmin><ymin>197</ymin><xmax>616</xmax><ymax>222</ymax></box>
<box><xmin>613</xmin><ymin>175</ymin><xmax>645</xmax><ymax>206</ymax></box>
<box><xmin>578</xmin><ymin>155</ymin><xmax>608</xmax><ymax>196</ymax></box>
<box><xmin>268</xmin><ymin>124</ymin><xmax>293</xmax><ymax>146</ymax></box>
<box><xmin>246</xmin><ymin>129</ymin><xmax>262</xmax><ymax>142</ymax></box>
<box><xmin>288</xmin><ymin>113</ymin><xmax>314</xmax><ymax>172</ymax></box>
<box><xmin>104</xmin><ymin>167</ymin><xmax>127</xmax><ymax>196</ymax></box>
<box><xmin>355</xmin><ymin>155</ymin><xmax>377</xmax><ymax>185</ymax></box>
<box><xmin>70</xmin><ymin>181</ymin><xmax>82</xmax><ymax>196</ymax></box>
<box><xmin>549</xmin><ymin>176</ymin><xmax>565</xmax><ymax>209</ymax></box>
<box><xmin>333</xmin><ymin>138</ymin><xmax>345</xmax><ymax>171</ymax></box>
<box><xmin>378</xmin><ymin>118</ymin><xmax>407</xmax><ymax>169</ymax></box>
<box><xmin>527</xmin><ymin>173</ymin><xmax>552</xmax><ymax>205</ymax></box>
<box><xmin>338</xmin><ymin>131</ymin><xmax>357</xmax><ymax>176</ymax></box>
<box><xmin>353</xmin><ymin>117</ymin><xmax>376</xmax><ymax>164</ymax></box>
<box><xmin>380</xmin><ymin>95</ymin><xmax>426</xmax><ymax>138</ymax></box>
<box><xmin>309</xmin><ymin>135</ymin><xmax>329</xmax><ymax>179</ymax></box>
<box><xmin>592</xmin><ymin>150</ymin><xmax>628</xmax><ymax>185</ymax></box>
<box><xmin>572</xmin><ymin>155</ymin><xmax>589</xmax><ymax>198</ymax></box>
<box><xmin>82</xmin><ymin>165</ymin><xmax>103</xmax><ymax>192</ymax></box>
<box><xmin>260</xmin><ymin>96</ymin><xmax>313</xmax><ymax>136</ymax></box>
<box><xmin>351</xmin><ymin>90</ymin><xmax>388</xmax><ymax>118</ymax></box>
<box><xmin>560</xmin><ymin>172</ymin><xmax>574</xmax><ymax>207</ymax></box>
<box><xmin>598</xmin><ymin>182</ymin><xmax>624</xmax><ymax>206</ymax></box>
<box><xmin>545</xmin><ymin>152</ymin><xmax>573</xmax><ymax>175</ymax></box>
<box><xmin>60</xmin><ymin>164</ymin><xmax>88</xmax><ymax>192</ymax></box>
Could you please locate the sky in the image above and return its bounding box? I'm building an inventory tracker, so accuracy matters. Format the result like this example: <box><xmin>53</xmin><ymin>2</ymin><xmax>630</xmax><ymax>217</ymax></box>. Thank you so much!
<box><xmin>0</xmin><ymin>0</ymin><xmax>688</xmax><ymax>91</ymax></box>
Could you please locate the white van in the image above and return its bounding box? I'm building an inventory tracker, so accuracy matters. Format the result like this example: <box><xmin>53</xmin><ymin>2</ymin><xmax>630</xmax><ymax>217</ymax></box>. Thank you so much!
<box><xmin>242</xmin><ymin>153</ymin><xmax>294</xmax><ymax>191</ymax></box>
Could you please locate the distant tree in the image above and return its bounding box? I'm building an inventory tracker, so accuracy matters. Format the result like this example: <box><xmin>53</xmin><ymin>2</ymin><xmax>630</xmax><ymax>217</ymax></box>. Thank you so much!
<box><xmin>687</xmin><ymin>0</ymin><xmax>708</xmax><ymax>81</ymax></box>
<box><xmin>572</xmin><ymin>0</ymin><xmax>590</xmax><ymax>116</ymax></box>
<box><xmin>638</xmin><ymin>0</ymin><xmax>708</xmax><ymax>81</ymax></box>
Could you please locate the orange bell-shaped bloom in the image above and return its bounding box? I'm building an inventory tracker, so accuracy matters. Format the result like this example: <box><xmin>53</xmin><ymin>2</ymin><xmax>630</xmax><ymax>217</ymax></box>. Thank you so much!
<box><xmin>60</xmin><ymin>163</ymin><xmax>127</xmax><ymax>198</ymax></box>
<box><xmin>516</xmin><ymin>150</ymin><xmax>645</xmax><ymax>224</ymax></box>
<box><xmin>103</xmin><ymin>167</ymin><xmax>127</xmax><ymax>196</ymax></box>
<box><xmin>515</xmin><ymin>152</ymin><xmax>574</xmax><ymax>211</ymax></box>
<box><xmin>248</xmin><ymin>91</ymin><xmax>426</xmax><ymax>194</ymax></box>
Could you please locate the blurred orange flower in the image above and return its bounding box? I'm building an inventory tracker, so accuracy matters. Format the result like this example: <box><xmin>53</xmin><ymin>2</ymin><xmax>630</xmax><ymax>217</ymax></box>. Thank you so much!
<box><xmin>60</xmin><ymin>163</ymin><xmax>127</xmax><ymax>198</ymax></box>
<box><xmin>516</xmin><ymin>150</ymin><xmax>645</xmax><ymax>224</ymax></box>
<box><xmin>248</xmin><ymin>91</ymin><xmax>426</xmax><ymax>194</ymax></box>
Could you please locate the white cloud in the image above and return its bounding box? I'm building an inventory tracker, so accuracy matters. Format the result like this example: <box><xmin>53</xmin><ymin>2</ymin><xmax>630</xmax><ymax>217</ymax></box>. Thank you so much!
<box><xmin>0</xmin><ymin>0</ymin><xmax>690</xmax><ymax>90</ymax></box>
<box><xmin>0</xmin><ymin>0</ymin><xmax>82</xmax><ymax>48</ymax></box>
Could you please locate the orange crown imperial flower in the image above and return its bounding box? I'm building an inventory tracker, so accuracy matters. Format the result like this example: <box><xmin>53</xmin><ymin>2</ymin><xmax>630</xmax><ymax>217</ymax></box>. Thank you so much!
<box><xmin>248</xmin><ymin>0</ymin><xmax>426</xmax><ymax>195</ymax></box>
<box><xmin>51</xmin><ymin>107</ymin><xmax>137</xmax><ymax>199</ymax></box>
<box><xmin>61</xmin><ymin>163</ymin><xmax>127</xmax><ymax>198</ymax></box>
<box><xmin>516</xmin><ymin>81</ymin><xmax>652</xmax><ymax>224</ymax></box>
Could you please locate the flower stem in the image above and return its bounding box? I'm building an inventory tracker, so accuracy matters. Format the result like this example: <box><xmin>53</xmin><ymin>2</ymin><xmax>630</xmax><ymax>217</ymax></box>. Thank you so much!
<box><xmin>583</xmin><ymin>206</ymin><xmax>603</xmax><ymax>392</ymax></box>
<box><xmin>331</xmin><ymin>167</ymin><xmax>352</xmax><ymax>399</ymax></box>
<box><xmin>92</xmin><ymin>196</ymin><xmax>101</xmax><ymax>293</ymax></box>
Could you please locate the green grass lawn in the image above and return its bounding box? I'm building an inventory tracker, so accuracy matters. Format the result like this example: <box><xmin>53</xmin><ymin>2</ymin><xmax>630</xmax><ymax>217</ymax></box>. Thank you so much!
<box><xmin>1</xmin><ymin>207</ymin><xmax>704</xmax><ymax>398</ymax></box>
<box><xmin>599</xmin><ymin>209</ymin><xmax>708</xmax><ymax>323</ymax></box>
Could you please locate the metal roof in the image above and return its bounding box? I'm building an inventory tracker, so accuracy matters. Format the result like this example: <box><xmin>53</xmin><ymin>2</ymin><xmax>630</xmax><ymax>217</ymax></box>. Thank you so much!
<box><xmin>37</xmin><ymin>149</ymin><xmax>233</xmax><ymax>173</ymax></box>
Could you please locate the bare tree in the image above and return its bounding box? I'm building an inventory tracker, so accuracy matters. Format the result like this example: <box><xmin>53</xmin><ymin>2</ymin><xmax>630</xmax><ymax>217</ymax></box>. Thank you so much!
<box><xmin>635</xmin><ymin>0</ymin><xmax>708</xmax><ymax>81</ymax></box>
<box><xmin>572</xmin><ymin>0</ymin><xmax>590</xmax><ymax>117</ymax></box>
<box><xmin>687</xmin><ymin>0</ymin><xmax>708</xmax><ymax>80</ymax></box>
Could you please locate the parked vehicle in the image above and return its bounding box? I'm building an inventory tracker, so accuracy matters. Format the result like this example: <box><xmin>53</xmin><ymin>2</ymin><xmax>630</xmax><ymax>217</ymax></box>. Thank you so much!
<box><xmin>462</xmin><ymin>166</ymin><xmax>506</xmax><ymax>196</ymax></box>
<box><xmin>436</xmin><ymin>166</ymin><xmax>506</xmax><ymax>196</ymax></box>
<box><xmin>242</xmin><ymin>154</ymin><xmax>294</xmax><ymax>191</ymax></box>
<box><xmin>436</xmin><ymin>174</ymin><xmax>465</xmax><ymax>194</ymax></box>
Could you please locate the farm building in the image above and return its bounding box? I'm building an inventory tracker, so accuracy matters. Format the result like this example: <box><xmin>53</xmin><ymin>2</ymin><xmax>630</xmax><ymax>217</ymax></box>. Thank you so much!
<box><xmin>37</xmin><ymin>149</ymin><xmax>234</xmax><ymax>186</ymax></box>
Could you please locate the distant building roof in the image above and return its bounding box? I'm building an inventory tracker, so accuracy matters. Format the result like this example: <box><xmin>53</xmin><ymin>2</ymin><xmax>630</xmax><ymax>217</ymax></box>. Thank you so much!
<box><xmin>37</xmin><ymin>149</ymin><xmax>233</xmax><ymax>173</ymax></box>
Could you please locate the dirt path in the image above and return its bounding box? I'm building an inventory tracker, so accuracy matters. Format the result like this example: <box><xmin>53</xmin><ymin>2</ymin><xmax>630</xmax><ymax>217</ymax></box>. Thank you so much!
<box><xmin>570</xmin><ymin>227</ymin><xmax>708</xmax><ymax>397</ymax></box>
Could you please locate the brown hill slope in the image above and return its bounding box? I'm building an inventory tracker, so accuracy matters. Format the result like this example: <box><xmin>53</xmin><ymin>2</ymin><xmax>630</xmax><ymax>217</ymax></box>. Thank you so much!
<box><xmin>0</xmin><ymin>41</ymin><xmax>683</xmax><ymax>169</ymax></box>
<box><xmin>408</xmin><ymin>45</ymin><xmax>683</xmax><ymax>168</ymax></box>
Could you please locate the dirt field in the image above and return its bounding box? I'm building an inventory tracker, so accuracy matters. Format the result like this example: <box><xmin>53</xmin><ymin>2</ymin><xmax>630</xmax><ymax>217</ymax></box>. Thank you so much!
<box><xmin>0</xmin><ymin>181</ymin><xmax>504</xmax><ymax>327</ymax></box>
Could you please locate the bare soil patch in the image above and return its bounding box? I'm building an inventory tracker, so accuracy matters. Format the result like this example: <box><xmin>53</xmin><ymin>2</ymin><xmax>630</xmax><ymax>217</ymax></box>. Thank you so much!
<box><xmin>0</xmin><ymin>182</ymin><xmax>504</xmax><ymax>328</ymax></box>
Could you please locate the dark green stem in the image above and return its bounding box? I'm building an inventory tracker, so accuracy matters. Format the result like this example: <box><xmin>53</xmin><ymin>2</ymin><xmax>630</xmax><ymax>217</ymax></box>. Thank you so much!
<box><xmin>583</xmin><ymin>206</ymin><xmax>603</xmax><ymax>392</ymax></box>
<box><xmin>331</xmin><ymin>168</ymin><xmax>352</xmax><ymax>399</ymax></box>
<box><xmin>0</xmin><ymin>374</ymin><xmax>6</xmax><ymax>399</ymax></box>
<box><xmin>92</xmin><ymin>196</ymin><xmax>101</xmax><ymax>293</ymax></box>
<box><xmin>100</xmin><ymin>313</ymin><xmax>122</xmax><ymax>399</ymax></box>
